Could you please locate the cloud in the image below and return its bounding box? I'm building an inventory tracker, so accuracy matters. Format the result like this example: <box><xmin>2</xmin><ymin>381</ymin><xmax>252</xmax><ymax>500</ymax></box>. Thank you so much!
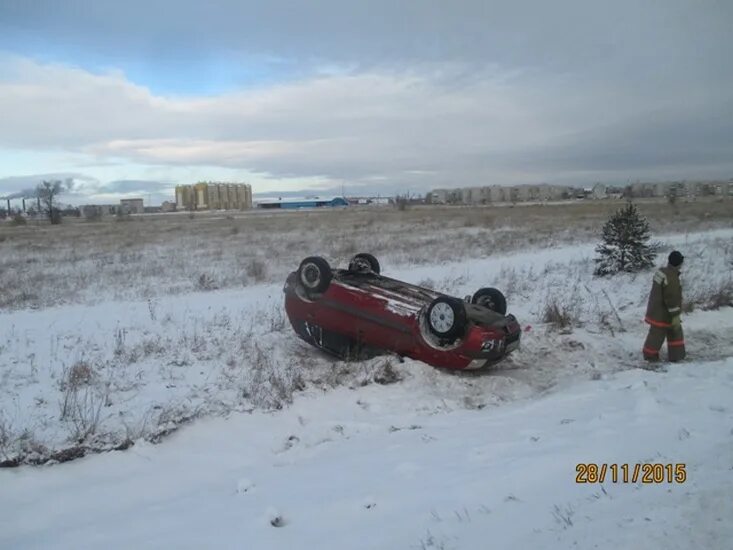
<box><xmin>0</xmin><ymin>172</ymin><xmax>178</xmax><ymax>204</ymax></box>
<box><xmin>3</xmin><ymin>1</ymin><xmax>731</xmax><ymax>80</ymax></box>
<box><xmin>0</xmin><ymin>173</ymin><xmax>98</xmax><ymax>199</ymax></box>
<box><xmin>0</xmin><ymin>59</ymin><xmax>552</xmax><ymax>186</ymax></box>
<box><xmin>0</xmin><ymin>0</ymin><xmax>732</xmax><ymax>191</ymax></box>
<box><xmin>98</xmin><ymin>180</ymin><xmax>173</xmax><ymax>194</ymax></box>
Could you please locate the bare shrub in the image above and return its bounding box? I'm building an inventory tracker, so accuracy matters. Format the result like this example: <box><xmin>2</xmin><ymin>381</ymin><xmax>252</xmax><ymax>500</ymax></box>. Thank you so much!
<box><xmin>264</xmin><ymin>307</ymin><xmax>286</xmax><ymax>332</ymax></box>
<box><xmin>685</xmin><ymin>278</ymin><xmax>733</xmax><ymax>312</ymax></box>
<box><xmin>0</xmin><ymin>414</ymin><xmax>13</xmax><ymax>460</ymax></box>
<box><xmin>61</xmin><ymin>361</ymin><xmax>95</xmax><ymax>391</ymax></box>
<box><xmin>373</xmin><ymin>360</ymin><xmax>401</xmax><ymax>385</ymax></box>
<box><xmin>242</xmin><ymin>344</ymin><xmax>305</xmax><ymax>410</ymax></box>
<box><xmin>113</xmin><ymin>328</ymin><xmax>127</xmax><ymax>356</ymax></box>
<box><xmin>542</xmin><ymin>296</ymin><xmax>581</xmax><ymax>330</ymax></box>
<box><xmin>16</xmin><ymin>430</ymin><xmax>49</xmax><ymax>462</ymax></box>
<box><xmin>143</xmin><ymin>404</ymin><xmax>204</xmax><ymax>444</ymax></box>
<box><xmin>147</xmin><ymin>298</ymin><xmax>157</xmax><ymax>321</ymax></box>
<box><xmin>60</xmin><ymin>386</ymin><xmax>106</xmax><ymax>443</ymax></box>
<box><xmin>10</xmin><ymin>213</ymin><xmax>26</xmax><ymax>226</ymax></box>
<box><xmin>37</xmin><ymin>180</ymin><xmax>64</xmax><ymax>224</ymax></box>
<box><xmin>122</xmin><ymin>414</ymin><xmax>150</xmax><ymax>445</ymax></box>
<box><xmin>197</xmin><ymin>273</ymin><xmax>217</xmax><ymax>290</ymax></box>
<box><xmin>57</xmin><ymin>360</ymin><xmax>107</xmax><ymax>442</ymax></box>
<box><xmin>141</xmin><ymin>337</ymin><xmax>167</xmax><ymax>357</ymax></box>
<box><xmin>246</xmin><ymin>258</ymin><xmax>267</xmax><ymax>282</ymax></box>
<box><xmin>394</xmin><ymin>195</ymin><xmax>409</xmax><ymax>211</ymax></box>
<box><xmin>583</xmin><ymin>286</ymin><xmax>626</xmax><ymax>335</ymax></box>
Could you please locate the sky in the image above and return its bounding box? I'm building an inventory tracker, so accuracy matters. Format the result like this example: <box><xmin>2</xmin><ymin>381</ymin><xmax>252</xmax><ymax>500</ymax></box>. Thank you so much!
<box><xmin>0</xmin><ymin>0</ymin><xmax>732</xmax><ymax>205</ymax></box>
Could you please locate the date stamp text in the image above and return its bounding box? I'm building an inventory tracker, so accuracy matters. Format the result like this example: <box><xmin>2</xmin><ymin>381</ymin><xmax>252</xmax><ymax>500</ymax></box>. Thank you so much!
<box><xmin>575</xmin><ymin>463</ymin><xmax>687</xmax><ymax>484</ymax></box>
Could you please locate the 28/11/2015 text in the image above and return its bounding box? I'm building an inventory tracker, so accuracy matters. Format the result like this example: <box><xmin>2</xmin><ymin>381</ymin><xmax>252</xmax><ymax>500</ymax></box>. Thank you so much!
<box><xmin>575</xmin><ymin>463</ymin><xmax>687</xmax><ymax>484</ymax></box>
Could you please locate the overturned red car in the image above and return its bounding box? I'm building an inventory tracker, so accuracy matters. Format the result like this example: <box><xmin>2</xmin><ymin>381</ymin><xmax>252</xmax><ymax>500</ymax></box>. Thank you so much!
<box><xmin>284</xmin><ymin>253</ymin><xmax>521</xmax><ymax>370</ymax></box>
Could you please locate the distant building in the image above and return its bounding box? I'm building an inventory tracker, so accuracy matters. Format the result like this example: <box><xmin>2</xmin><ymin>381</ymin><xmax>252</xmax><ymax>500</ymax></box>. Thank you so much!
<box><xmin>161</xmin><ymin>201</ymin><xmax>177</xmax><ymax>212</ymax></box>
<box><xmin>256</xmin><ymin>196</ymin><xmax>349</xmax><ymax>209</ymax></box>
<box><xmin>489</xmin><ymin>185</ymin><xmax>505</xmax><ymax>203</ymax></box>
<box><xmin>175</xmin><ymin>182</ymin><xmax>252</xmax><ymax>210</ymax></box>
<box><xmin>81</xmin><ymin>205</ymin><xmax>105</xmax><ymax>219</ymax></box>
<box><xmin>347</xmin><ymin>196</ymin><xmax>392</xmax><ymax>205</ymax></box>
<box><xmin>591</xmin><ymin>183</ymin><xmax>607</xmax><ymax>199</ymax></box>
<box><xmin>428</xmin><ymin>189</ymin><xmax>449</xmax><ymax>204</ymax></box>
<box><xmin>371</xmin><ymin>197</ymin><xmax>392</xmax><ymax>205</ymax></box>
<box><xmin>81</xmin><ymin>204</ymin><xmax>119</xmax><ymax>218</ymax></box>
<box><xmin>120</xmin><ymin>198</ymin><xmax>144</xmax><ymax>214</ymax></box>
<box><xmin>429</xmin><ymin>184</ymin><xmax>578</xmax><ymax>205</ymax></box>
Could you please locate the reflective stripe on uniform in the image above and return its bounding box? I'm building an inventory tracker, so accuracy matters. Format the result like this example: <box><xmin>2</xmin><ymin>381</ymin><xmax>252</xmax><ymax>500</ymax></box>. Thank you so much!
<box><xmin>668</xmin><ymin>307</ymin><xmax>681</xmax><ymax>314</ymax></box>
<box><xmin>645</xmin><ymin>316</ymin><xmax>671</xmax><ymax>328</ymax></box>
<box><xmin>668</xmin><ymin>339</ymin><xmax>685</xmax><ymax>347</ymax></box>
<box><xmin>653</xmin><ymin>270</ymin><xmax>667</xmax><ymax>286</ymax></box>
<box><xmin>643</xmin><ymin>346</ymin><xmax>660</xmax><ymax>356</ymax></box>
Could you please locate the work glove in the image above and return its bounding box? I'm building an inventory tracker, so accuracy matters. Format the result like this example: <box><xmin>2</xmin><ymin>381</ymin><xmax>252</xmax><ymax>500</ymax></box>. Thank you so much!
<box><xmin>670</xmin><ymin>315</ymin><xmax>681</xmax><ymax>329</ymax></box>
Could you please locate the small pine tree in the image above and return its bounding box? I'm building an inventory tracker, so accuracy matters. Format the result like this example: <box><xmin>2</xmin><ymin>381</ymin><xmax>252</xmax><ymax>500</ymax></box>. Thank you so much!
<box><xmin>594</xmin><ymin>202</ymin><xmax>656</xmax><ymax>276</ymax></box>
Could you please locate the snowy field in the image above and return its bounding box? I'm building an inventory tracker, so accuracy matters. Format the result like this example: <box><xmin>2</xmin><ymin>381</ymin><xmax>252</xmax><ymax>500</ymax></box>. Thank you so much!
<box><xmin>2</xmin><ymin>357</ymin><xmax>732</xmax><ymax>549</ymax></box>
<box><xmin>1</xmin><ymin>201</ymin><xmax>732</xmax><ymax>548</ymax></box>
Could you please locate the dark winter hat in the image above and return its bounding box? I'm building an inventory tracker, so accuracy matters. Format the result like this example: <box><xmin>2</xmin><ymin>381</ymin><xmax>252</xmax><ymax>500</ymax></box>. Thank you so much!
<box><xmin>668</xmin><ymin>250</ymin><xmax>684</xmax><ymax>267</ymax></box>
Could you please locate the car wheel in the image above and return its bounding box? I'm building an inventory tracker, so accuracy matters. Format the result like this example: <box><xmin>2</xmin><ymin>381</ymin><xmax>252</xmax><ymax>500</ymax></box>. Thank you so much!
<box><xmin>348</xmin><ymin>253</ymin><xmax>380</xmax><ymax>274</ymax></box>
<box><xmin>426</xmin><ymin>296</ymin><xmax>467</xmax><ymax>341</ymax></box>
<box><xmin>471</xmin><ymin>287</ymin><xmax>507</xmax><ymax>315</ymax></box>
<box><xmin>297</xmin><ymin>256</ymin><xmax>332</xmax><ymax>293</ymax></box>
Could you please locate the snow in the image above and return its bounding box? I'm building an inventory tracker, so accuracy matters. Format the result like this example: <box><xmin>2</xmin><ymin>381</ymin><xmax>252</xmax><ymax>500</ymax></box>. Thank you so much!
<box><xmin>1</xmin><ymin>358</ymin><xmax>732</xmax><ymax>549</ymax></box>
<box><xmin>1</xmin><ymin>225</ymin><xmax>732</xmax><ymax>548</ymax></box>
<box><xmin>2</xmin><ymin>228</ymin><xmax>732</xmax><ymax>458</ymax></box>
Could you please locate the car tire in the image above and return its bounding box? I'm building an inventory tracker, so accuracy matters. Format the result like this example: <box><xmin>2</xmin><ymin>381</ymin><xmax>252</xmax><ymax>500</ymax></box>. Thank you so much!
<box><xmin>426</xmin><ymin>296</ymin><xmax>467</xmax><ymax>341</ymax></box>
<box><xmin>297</xmin><ymin>256</ymin><xmax>332</xmax><ymax>293</ymax></box>
<box><xmin>471</xmin><ymin>287</ymin><xmax>507</xmax><ymax>315</ymax></box>
<box><xmin>348</xmin><ymin>253</ymin><xmax>380</xmax><ymax>274</ymax></box>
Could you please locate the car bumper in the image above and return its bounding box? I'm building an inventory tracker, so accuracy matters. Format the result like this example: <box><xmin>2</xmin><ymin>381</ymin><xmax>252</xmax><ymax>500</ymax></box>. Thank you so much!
<box><xmin>463</xmin><ymin>331</ymin><xmax>521</xmax><ymax>369</ymax></box>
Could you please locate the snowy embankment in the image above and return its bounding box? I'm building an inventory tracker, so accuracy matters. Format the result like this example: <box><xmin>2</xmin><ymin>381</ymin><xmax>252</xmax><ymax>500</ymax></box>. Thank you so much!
<box><xmin>1</xmin><ymin>228</ymin><xmax>732</xmax><ymax>465</ymax></box>
<box><xmin>1</xmin><ymin>357</ymin><xmax>732</xmax><ymax>549</ymax></box>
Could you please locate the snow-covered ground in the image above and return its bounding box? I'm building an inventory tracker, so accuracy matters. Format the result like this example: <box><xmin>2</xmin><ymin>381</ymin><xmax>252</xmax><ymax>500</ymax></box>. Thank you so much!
<box><xmin>2</xmin><ymin>227</ymin><xmax>731</xmax><ymax>464</ymax></box>
<box><xmin>2</xmin><ymin>357</ymin><xmax>732</xmax><ymax>549</ymax></box>
<box><xmin>1</xmin><ymin>221</ymin><xmax>732</xmax><ymax>548</ymax></box>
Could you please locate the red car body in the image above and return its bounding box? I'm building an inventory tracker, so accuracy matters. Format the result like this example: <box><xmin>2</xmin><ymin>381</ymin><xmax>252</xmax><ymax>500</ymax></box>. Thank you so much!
<box><xmin>284</xmin><ymin>264</ymin><xmax>521</xmax><ymax>370</ymax></box>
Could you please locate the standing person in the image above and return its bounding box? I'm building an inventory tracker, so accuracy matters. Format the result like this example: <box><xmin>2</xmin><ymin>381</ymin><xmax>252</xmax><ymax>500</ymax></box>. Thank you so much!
<box><xmin>643</xmin><ymin>251</ymin><xmax>686</xmax><ymax>362</ymax></box>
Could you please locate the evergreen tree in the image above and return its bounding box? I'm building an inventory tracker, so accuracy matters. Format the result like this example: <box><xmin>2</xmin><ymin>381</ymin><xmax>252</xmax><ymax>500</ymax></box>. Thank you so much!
<box><xmin>594</xmin><ymin>202</ymin><xmax>657</xmax><ymax>276</ymax></box>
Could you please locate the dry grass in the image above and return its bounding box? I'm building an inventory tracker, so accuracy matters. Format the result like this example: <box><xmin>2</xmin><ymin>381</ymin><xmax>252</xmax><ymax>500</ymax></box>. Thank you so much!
<box><xmin>684</xmin><ymin>277</ymin><xmax>733</xmax><ymax>312</ymax></box>
<box><xmin>61</xmin><ymin>361</ymin><xmax>96</xmax><ymax>391</ymax></box>
<box><xmin>0</xmin><ymin>198</ymin><xmax>730</xmax><ymax>311</ymax></box>
<box><xmin>542</xmin><ymin>299</ymin><xmax>581</xmax><ymax>330</ymax></box>
<box><xmin>59</xmin><ymin>361</ymin><xmax>108</xmax><ymax>443</ymax></box>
